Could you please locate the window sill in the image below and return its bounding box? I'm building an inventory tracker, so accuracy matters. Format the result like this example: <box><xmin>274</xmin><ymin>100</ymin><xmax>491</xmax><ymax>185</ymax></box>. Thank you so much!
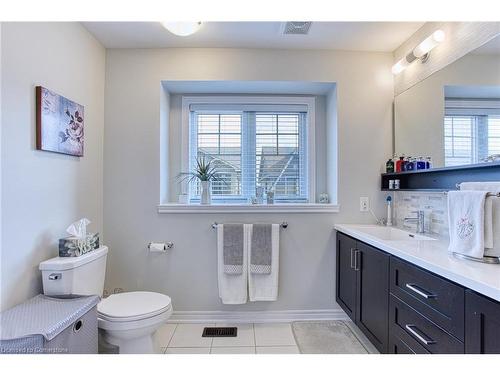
<box><xmin>157</xmin><ymin>203</ymin><xmax>340</xmax><ymax>214</ymax></box>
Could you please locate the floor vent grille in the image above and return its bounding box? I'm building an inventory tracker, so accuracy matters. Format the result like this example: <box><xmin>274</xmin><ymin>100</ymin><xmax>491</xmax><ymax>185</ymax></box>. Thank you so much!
<box><xmin>202</xmin><ymin>327</ymin><xmax>237</xmax><ymax>337</ymax></box>
<box><xmin>282</xmin><ymin>22</ymin><xmax>312</xmax><ymax>35</ymax></box>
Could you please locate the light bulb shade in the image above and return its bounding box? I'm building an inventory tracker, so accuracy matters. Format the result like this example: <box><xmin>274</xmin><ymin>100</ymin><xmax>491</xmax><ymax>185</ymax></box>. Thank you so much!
<box><xmin>413</xmin><ymin>30</ymin><xmax>445</xmax><ymax>58</ymax></box>
<box><xmin>391</xmin><ymin>57</ymin><xmax>410</xmax><ymax>75</ymax></box>
<box><xmin>161</xmin><ymin>22</ymin><xmax>202</xmax><ymax>36</ymax></box>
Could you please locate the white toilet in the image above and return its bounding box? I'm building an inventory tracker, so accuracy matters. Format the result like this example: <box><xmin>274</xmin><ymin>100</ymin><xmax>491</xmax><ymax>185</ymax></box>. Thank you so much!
<box><xmin>39</xmin><ymin>246</ymin><xmax>173</xmax><ymax>354</ymax></box>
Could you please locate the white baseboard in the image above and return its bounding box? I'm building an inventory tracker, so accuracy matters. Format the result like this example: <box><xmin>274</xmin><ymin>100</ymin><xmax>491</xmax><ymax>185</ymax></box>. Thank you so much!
<box><xmin>169</xmin><ymin>309</ymin><xmax>348</xmax><ymax>324</ymax></box>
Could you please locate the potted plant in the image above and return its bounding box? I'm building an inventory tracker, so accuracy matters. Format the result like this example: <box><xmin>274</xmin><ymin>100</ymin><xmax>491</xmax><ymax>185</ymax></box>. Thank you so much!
<box><xmin>177</xmin><ymin>156</ymin><xmax>221</xmax><ymax>204</ymax></box>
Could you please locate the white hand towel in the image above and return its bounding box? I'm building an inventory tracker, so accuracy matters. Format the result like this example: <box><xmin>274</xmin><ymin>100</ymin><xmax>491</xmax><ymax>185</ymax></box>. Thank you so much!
<box><xmin>460</xmin><ymin>182</ymin><xmax>495</xmax><ymax>249</ymax></box>
<box><xmin>447</xmin><ymin>190</ymin><xmax>488</xmax><ymax>259</ymax></box>
<box><xmin>248</xmin><ymin>224</ymin><xmax>280</xmax><ymax>302</ymax></box>
<box><xmin>217</xmin><ymin>224</ymin><xmax>249</xmax><ymax>304</ymax></box>
<box><xmin>459</xmin><ymin>182</ymin><xmax>500</xmax><ymax>257</ymax></box>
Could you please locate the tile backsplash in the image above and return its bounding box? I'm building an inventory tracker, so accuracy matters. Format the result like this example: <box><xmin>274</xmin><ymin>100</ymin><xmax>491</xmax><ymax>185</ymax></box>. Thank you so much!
<box><xmin>393</xmin><ymin>191</ymin><xmax>449</xmax><ymax>236</ymax></box>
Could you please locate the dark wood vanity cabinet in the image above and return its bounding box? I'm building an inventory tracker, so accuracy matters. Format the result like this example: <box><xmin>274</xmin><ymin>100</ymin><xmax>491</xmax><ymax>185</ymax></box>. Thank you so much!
<box><xmin>336</xmin><ymin>232</ymin><xmax>390</xmax><ymax>353</ymax></box>
<box><xmin>336</xmin><ymin>232</ymin><xmax>357</xmax><ymax>321</ymax></box>
<box><xmin>465</xmin><ymin>290</ymin><xmax>500</xmax><ymax>353</ymax></box>
<box><xmin>336</xmin><ymin>231</ymin><xmax>500</xmax><ymax>354</ymax></box>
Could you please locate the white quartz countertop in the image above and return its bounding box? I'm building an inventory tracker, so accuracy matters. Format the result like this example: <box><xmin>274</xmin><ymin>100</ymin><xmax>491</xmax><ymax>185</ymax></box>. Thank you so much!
<box><xmin>334</xmin><ymin>224</ymin><xmax>500</xmax><ymax>302</ymax></box>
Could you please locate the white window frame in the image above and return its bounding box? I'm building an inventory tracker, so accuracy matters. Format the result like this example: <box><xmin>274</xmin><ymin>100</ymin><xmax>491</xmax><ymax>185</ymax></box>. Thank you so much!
<box><xmin>181</xmin><ymin>95</ymin><xmax>316</xmax><ymax>204</ymax></box>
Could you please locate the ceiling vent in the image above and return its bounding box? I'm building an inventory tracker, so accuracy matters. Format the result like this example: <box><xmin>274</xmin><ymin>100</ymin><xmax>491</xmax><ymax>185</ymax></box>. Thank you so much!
<box><xmin>282</xmin><ymin>22</ymin><xmax>312</xmax><ymax>35</ymax></box>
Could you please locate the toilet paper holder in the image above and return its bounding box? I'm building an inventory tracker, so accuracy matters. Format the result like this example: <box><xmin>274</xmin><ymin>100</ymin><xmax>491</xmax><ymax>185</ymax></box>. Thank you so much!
<box><xmin>147</xmin><ymin>242</ymin><xmax>174</xmax><ymax>252</ymax></box>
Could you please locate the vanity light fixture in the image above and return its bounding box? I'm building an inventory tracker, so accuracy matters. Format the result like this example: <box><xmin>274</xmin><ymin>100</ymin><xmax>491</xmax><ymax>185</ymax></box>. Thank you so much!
<box><xmin>392</xmin><ymin>30</ymin><xmax>445</xmax><ymax>75</ymax></box>
<box><xmin>161</xmin><ymin>22</ymin><xmax>202</xmax><ymax>36</ymax></box>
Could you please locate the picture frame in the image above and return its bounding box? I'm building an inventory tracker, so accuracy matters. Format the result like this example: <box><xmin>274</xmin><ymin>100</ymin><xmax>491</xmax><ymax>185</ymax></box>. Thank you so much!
<box><xmin>36</xmin><ymin>86</ymin><xmax>84</xmax><ymax>157</ymax></box>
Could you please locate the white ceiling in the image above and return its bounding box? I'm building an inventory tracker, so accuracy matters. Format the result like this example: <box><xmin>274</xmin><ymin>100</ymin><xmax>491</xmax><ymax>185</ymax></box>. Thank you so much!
<box><xmin>82</xmin><ymin>22</ymin><xmax>424</xmax><ymax>52</ymax></box>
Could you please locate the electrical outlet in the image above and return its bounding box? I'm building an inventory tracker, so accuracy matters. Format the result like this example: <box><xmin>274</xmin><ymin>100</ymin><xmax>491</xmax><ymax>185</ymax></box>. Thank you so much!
<box><xmin>360</xmin><ymin>197</ymin><xmax>370</xmax><ymax>212</ymax></box>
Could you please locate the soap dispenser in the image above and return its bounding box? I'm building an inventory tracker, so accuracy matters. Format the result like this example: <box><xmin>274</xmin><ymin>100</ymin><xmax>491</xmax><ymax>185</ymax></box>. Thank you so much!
<box><xmin>385</xmin><ymin>157</ymin><xmax>395</xmax><ymax>173</ymax></box>
<box><xmin>386</xmin><ymin>195</ymin><xmax>393</xmax><ymax>226</ymax></box>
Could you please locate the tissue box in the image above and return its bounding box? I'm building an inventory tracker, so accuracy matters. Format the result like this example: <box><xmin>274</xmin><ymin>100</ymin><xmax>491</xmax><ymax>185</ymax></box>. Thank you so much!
<box><xmin>59</xmin><ymin>233</ymin><xmax>99</xmax><ymax>257</ymax></box>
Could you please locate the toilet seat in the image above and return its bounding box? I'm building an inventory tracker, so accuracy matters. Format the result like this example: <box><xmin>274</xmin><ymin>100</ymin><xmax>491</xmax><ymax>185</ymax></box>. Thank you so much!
<box><xmin>98</xmin><ymin>307</ymin><xmax>172</xmax><ymax>332</ymax></box>
<box><xmin>98</xmin><ymin>291</ymin><xmax>172</xmax><ymax>322</ymax></box>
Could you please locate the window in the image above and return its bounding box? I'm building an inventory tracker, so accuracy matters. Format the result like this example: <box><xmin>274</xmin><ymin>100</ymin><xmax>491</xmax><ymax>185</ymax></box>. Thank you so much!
<box><xmin>444</xmin><ymin>99</ymin><xmax>500</xmax><ymax>166</ymax></box>
<box><xmin>444</xmin><ymin>115</ymin><xmax>476</xmax><ymax>166</ymax></box>
<box><xmin>184</xmin><ymin>97</ymin><xmax>314</xmax><ymax>204</ymax></box>
<box><xmin>194</xmin><ymin>113</ymin><xmax>242</xmax><ymax>198</ymax></box>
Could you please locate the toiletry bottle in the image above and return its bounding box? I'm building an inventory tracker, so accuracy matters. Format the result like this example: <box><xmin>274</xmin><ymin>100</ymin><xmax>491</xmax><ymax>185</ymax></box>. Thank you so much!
<box><xmin>395</xmin><ymin>156</ymin><xmax>405</xmax><ymax>173</ymax></box>
<box><xmin>417</xmin><ymin>157</ymin><xmax>426</xmax><ymax>170</ymax></box>
<box><xmin>426</xmin><ymin>157</ymin><xmax>432</xmax><ymax>169</ymax></box>
<box><xmin>386</xmin><ymin>158</ymin><xmax>394</xmax><ymax>173</ymax></box>
<box><xmin>405</xmin><ymin>157</ymin><xmax>414</xmax><ymax>171</ymax></box>
<box><xmin>386</xmin><ymin>196</ymin><xmax>393</xmax><ymax>226</ymax></box>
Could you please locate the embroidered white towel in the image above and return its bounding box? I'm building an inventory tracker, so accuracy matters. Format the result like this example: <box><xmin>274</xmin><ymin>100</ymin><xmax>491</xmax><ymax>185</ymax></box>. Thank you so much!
<box><xmin>248</xmin><ymin>224</ymin><xmax>280</xmax><ymax>302</ymax></box>
<box><xmin>217</xmin><ymin>224</ymin><xmax>249</xmax><ymax>304</ymax></box>
<box><xmin>460</xmin><ymin>182</ymin><xmax>494</xmax><ymax>249</ymax></box>
<box><xmin>447</xmin><ymin>190</ymin><xmax>488</xmax><ymax>259</ymax></box>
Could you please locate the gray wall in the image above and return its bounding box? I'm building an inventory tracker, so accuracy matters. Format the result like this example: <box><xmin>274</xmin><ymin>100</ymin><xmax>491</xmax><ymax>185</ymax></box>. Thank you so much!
<box><xmin>103</xmin><ymin>48</ymin><xmax>394</xmax><ymax>313</ymax></box>
<box><xmin>1</xmin><ymin>23</ymin><xmax>105</xmax><ymax>311</ymax></box>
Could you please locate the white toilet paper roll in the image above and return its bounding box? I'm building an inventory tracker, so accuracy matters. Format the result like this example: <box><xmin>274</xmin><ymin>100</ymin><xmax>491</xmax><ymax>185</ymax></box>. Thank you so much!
<box><xmin>148</xmin><ymin>242</ymin><xmax>166</xmax><ymax>252</ymax></box>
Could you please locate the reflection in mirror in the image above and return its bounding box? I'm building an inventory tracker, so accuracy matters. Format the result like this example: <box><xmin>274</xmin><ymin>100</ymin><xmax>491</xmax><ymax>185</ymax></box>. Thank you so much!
<box><xmin>444</xmin><ymin>86</ymin><xmax>500</xmax><ymax>166</ymax></box>
<box><xmin>395</xmin><ymin>34</ymin><xmax>500</xmax><ymax>168</ymax></box>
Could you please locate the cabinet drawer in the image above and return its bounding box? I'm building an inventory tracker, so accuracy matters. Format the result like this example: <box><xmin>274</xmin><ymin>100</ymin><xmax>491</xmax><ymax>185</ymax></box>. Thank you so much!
<box><xmin>390</xmin><ymin>295</ymin><xmax>464</xmax><ymax>354</ymax></box>
<box><xmin>389</xmin><ymin>330</ymin><xmax>430</xmax><ymax>354</ymax></box>
<box><xmin>390</xmin><ymin>257</ymin><xmax>464</xmax><ymax>340</ymax></box>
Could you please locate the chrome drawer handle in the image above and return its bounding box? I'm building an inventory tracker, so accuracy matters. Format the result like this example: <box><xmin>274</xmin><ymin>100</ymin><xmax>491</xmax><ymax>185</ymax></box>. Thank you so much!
<box><xmin>405</xmin><ymin>283</ymin><xmax>436</xmax><ymax>299</ymax></box>
<box><xmin>48</xmin><ymin>273</ymin><xmax>62</xmax><ymax>280</ymax></box>
<box><xmin>350</xmin><ymin>248</ymin><xmax>355</xmax><ymax>269</ymax></box>
<box><xmin>353</xmin><ymin>250</ymin><xmax>361</xmax><ymax>271</ymax></box>
<box><xmin>405</xmin><ymin>324</ymin><xmax>436</xmax><ymax>345</ymax></box>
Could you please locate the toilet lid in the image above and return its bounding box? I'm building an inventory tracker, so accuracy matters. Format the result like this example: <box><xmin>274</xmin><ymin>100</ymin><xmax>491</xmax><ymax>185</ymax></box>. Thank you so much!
<box><xmin>98</xmin><ymin>291</ymin><xmax>171</xmax><ymax>321</ymax></box>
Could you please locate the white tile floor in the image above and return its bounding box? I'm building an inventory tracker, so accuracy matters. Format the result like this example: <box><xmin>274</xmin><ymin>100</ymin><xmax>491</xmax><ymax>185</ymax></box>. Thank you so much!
<box><xmin>155</xmin><ymin>323</ymin><xmax>299</xmax><ymax>354</ymax></box>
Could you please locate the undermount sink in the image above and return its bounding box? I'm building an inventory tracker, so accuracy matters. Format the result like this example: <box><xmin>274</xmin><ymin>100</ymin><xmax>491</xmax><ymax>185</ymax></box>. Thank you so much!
<box><xmin>353</xmin><ymin>226</ymin><xmax>436</xmax><ymax>241</ymax></box>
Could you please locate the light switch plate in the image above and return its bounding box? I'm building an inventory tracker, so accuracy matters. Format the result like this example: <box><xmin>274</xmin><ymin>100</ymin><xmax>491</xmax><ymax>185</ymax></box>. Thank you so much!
<box><xmin>360</xmin><ymin>197</ymin><xmax>370</xmax><ymax>212</ymax></box>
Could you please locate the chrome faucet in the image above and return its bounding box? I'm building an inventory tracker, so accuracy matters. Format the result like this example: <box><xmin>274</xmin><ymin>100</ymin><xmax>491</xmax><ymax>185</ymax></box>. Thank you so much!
<box><xmin>404</xmin><ymin>210</ymin><xmax>425</xmax><ymax>234</ymax></box>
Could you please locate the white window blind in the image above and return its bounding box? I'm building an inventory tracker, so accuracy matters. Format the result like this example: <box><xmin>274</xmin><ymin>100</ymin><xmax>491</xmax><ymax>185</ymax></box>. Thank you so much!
<box><xmin>444</xmin><ymin>116</ymin><xmax>476</xmax><ymax>166</ymax></box>
<box><xmin>444</xmin><ymin>98</ymin><xmax>500</xmax><ymax>166</ymax></box>
<box><xmin>488</xmin><ymin>116</ymin><xmax>500</xmax><ymax>156</ymax></box>
<box><xmin>189</xmin><ymin>108</ymin><xmax>309</xmax><ymax>203</ymax></box>
<box><xmin>190</xmin><ymin>113</ymin><xmax>243</xmax><ymax>199</ymax></box>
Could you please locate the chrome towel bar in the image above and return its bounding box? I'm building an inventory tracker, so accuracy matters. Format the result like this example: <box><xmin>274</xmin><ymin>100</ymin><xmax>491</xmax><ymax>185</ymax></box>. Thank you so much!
<box><xmin>445</xmin><ymin>183</ymin><xmax>500</xmax><ymax>197</ymax></box>
<box><xmin>212</xmin><ymin>222</ymin><xmax>288</xmax><ymax>229</ymax></box>
<box><xmin>445</xmin><ymin>191</ymin><xmax>500</xmax><ymax>197</ymax></box>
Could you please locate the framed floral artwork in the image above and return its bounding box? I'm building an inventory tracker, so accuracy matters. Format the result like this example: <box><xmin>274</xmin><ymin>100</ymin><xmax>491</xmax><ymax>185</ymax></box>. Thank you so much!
<box><xmin>36</xmin><ymin>86</ymin><xmax>84</xmax><ymax>157</ymax></box>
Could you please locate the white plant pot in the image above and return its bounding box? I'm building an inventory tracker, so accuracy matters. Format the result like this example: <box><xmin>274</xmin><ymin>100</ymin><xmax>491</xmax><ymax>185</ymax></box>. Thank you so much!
<box><xmin>200</xmin><ymin>181</ymin><xmax>211</xmax><ymax>205</ymax></box>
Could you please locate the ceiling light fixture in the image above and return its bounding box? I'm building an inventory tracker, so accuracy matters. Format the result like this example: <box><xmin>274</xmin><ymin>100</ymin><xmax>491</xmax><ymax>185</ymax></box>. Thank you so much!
<box><xmin>392</xmin><ymin>30</ymin><xmax>445</xmax><ymax>75</ymax></box>
<box><xmin>161</xmin><ymin>22</ymin><xmax>202</xmax><ymax>36</ymax></box>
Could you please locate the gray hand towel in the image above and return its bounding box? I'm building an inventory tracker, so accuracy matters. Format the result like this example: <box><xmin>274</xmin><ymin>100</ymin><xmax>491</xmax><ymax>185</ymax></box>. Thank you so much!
<box><xmin>250</xmin><ymin>224</ymin><xmax>272</xmax><ymax>274</ymax></box>
<box><xmin>223</xmin><ymin>224</ymin><xmax>244</xmax><ymax>275</ymax></box>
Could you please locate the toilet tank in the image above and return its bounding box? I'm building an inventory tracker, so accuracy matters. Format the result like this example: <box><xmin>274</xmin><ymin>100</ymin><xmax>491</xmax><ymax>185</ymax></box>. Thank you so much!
<box><xmin>39</xmin><ymin>246</ymin><xmax>108</xmax><ymax>297</ymax></box>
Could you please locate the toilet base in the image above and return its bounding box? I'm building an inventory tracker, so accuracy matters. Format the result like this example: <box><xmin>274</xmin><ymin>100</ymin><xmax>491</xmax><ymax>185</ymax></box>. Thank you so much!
<box><xmin>97</xmin><ymin>308</ymin><xmax>172</xmax><ymax>354</ymax></box>
<box><xmin>99</xmin><ymin>328</ymin><xmax>158</xmax><ymax>354</ymax></box>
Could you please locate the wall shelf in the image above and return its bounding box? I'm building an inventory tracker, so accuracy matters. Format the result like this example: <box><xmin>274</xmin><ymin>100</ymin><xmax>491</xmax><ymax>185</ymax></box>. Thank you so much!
<box><xmin>381</xmin><ymin>162</ymin><xmax>500</xmax><ymax>191</ymax></box>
